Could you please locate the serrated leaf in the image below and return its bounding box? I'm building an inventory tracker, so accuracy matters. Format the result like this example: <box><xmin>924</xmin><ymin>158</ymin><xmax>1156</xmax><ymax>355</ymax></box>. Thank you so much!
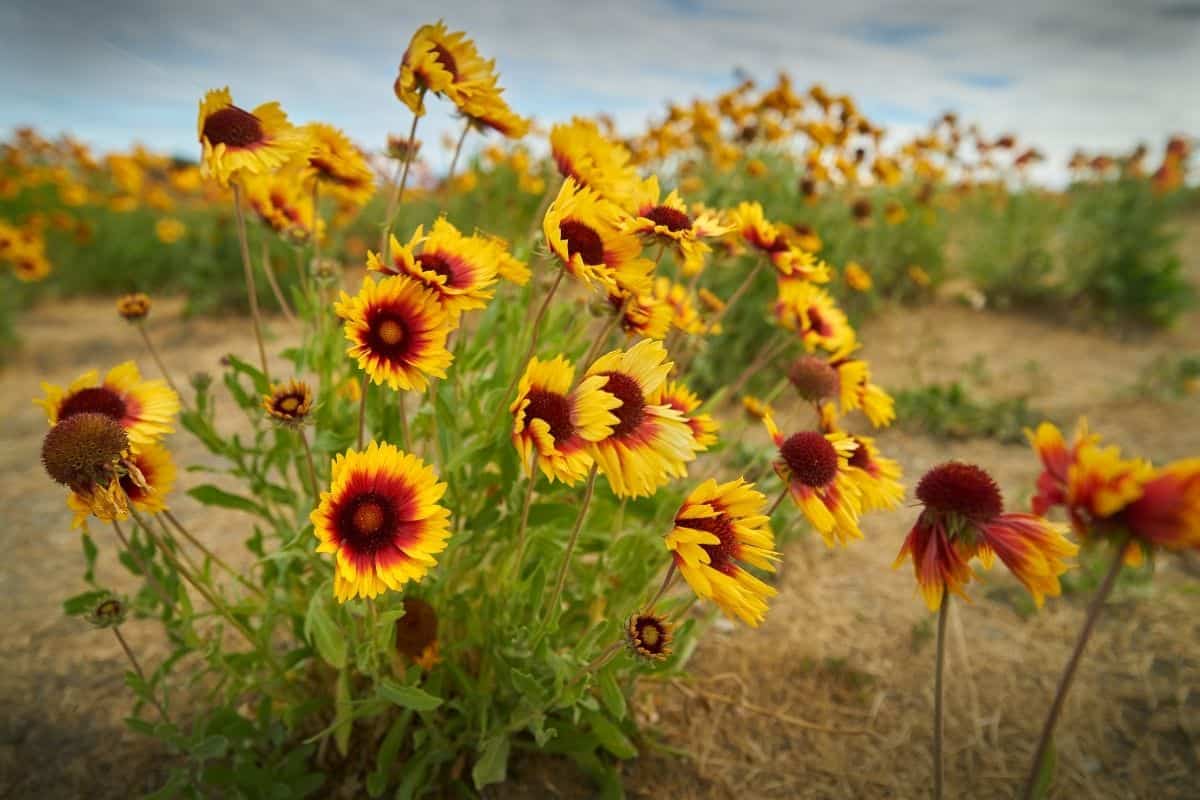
<box><xmin>471</xmin><ymin>735</ymin><xmax>510</xmax><ymax>790</ymax></box>
<box><xmin>378</xmin><ymin>679</ymin><xmax>442</xmax><ymax>711</ymax></box>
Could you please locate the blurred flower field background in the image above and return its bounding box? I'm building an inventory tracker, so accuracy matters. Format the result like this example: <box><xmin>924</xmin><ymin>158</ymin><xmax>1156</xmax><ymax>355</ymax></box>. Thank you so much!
<box><xmin>2</xmin><ymin>18</ymin><xmax>1200</xmax><ymax>800</ymax></box>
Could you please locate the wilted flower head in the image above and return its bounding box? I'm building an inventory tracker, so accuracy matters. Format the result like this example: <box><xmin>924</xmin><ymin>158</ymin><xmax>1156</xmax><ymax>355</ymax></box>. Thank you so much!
<box><xmin>895</xmin><ymin>461</ymin><xmax>1077</xmax><ymax>611</ymax></box>
<box><xmin>85</xmin><ymin>593</ymin><xmax>128</xmax><ymax>629</ymax></box>
<box><xmin>116</xmin><ymin>293</ymin><xmax>151</xmax><ymax>322</ymax></box>
<box><xmin>626</xmin><ymin>612</ymin><xmax>674</xmax><ymax>661</ymax></box>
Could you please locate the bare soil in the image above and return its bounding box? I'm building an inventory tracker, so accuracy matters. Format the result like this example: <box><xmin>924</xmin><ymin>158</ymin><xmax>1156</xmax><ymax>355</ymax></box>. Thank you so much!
<box><xmin>2</xmin><ymin>253</ymin><xmax>1198</xmax><ymax>798</ymax></box>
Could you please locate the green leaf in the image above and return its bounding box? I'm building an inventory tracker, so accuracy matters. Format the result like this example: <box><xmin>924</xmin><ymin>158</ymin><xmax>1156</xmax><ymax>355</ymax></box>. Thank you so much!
<box><xmin>62</xmin><ymin>589</ymin><xmax>112</xmax><ymax>617</ymax></box>
<box><xmin>471</xmin><ymin>735</ymin><xmax>510</xmax><ymax>790</ymax></box>
<box><xmin>187</xmin><ymin>484</ymin><xmax>267</xmax><ymax>517</ymax></box>
<box><xmin>378</xmin><ymin>679</ymin><xmax>443</xmax><ymax>711</ymax></box>
<box><xmin>304</xmin><ymin>591</ymin><xmax>347</xmax><ymax>670</ymax></box>
<box><xmin>598</xmin><ymin>672</ymin><xmax>627</xmax><ymax>720</ymax></box>
<box><xmin>585</xmin><ymin>710</ymin><xmax>637</xmax><ymax>759</ymax></box>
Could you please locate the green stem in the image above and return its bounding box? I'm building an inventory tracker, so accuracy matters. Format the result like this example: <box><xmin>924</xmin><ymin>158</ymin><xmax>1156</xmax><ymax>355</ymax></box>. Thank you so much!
<box><xmin>113</xmin><ymin>626</ymin><xmax>171</xmax><ymax>722</ymax></box>
<box><xmin>545</xmin><ymin>465</ymin><xmax>598</xmax><ymax>628</ymax></box>
<box><xmin>1021</xmin><ymin>538</ymin><xmax>1128</xmax><ymax>800</ymax></box>
<box><xmin>380</xmin><ymin>98</ymin><xmax>424</xmax><ymax>258</ymax></box>
<box><xmin>230</xmin><ymin>182</ymin><xmax>270</xmax><ymax>383</ymax></box>
<box><xmin>934</xmin><ymin>592</ymin><xmax>950</xmax><ymax>800</ymax></box>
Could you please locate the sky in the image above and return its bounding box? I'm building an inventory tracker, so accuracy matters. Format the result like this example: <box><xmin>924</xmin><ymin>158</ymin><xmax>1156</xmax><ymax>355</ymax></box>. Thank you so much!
<box><xmin>1</xmin><ymin>0</ymin><xmax>1197</xmax><ymax>183</ymax></box>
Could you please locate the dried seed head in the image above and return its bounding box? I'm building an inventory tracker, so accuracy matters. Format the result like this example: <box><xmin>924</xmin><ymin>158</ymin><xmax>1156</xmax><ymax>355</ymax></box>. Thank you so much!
<box><xmin>42</xmin><ymin>412</ymin><xmax>128</xmax><ymax>489</ymax></box>
<box><xmin>116</xmin><ymin>293</ymin><xmax>151</xmax><ymax>322</ymax></box>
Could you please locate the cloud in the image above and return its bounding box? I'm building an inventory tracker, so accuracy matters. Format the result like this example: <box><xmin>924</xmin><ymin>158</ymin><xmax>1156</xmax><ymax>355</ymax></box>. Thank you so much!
<box><xmin>0</xmin><ymin>0</ymin><xmax>1195</xmax><ymax>185</ymax></box>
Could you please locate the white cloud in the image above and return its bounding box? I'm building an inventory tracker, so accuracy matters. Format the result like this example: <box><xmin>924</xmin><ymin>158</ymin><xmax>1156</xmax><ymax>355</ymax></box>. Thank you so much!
<box><xmin>0</xmin><ymin>0</ymin><xmax>1196</xmax><ymax>184</ymax></box>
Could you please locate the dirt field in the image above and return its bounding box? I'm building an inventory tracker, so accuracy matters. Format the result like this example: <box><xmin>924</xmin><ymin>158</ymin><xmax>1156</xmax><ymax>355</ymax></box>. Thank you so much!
<box><xmin>2</xmin><ymin>246</ymin><xmax>1198</xmax><ymax>797</ymax></box>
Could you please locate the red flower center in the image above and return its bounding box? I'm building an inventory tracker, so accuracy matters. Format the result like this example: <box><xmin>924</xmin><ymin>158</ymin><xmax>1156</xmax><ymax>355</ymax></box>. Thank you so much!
<box><xmin>59</xmin><ymin>386</ymin><xmax>127</xmax><ymax>424</ymax></box>
<box><xmin>644</xmin><ymin>205</ymin><xmax>692</xmax><ymax>232</ymax></box>
<box><xmin>676</xmin><ymin>511</ymin><xmax>738</xmax><ymax>574</ymax></box>
<box><xmin>847</xmin><ymin>438</ymin><xmax>871</xmax><ymax>470</ymax></box>
<box><xmin>559</xmin><ymin>219</ymin><xmax>605</xmax><ymax>266</ymax></box>
<box><xmin>431</xmin><ymin>43</ymin><xmax>458</xmax><ymax>80</ymax></box>
<box><xmin>916</xmin><ymin>462</ymin><xmax>1003</xmax><ymax>521</ymax></box>
<box><xmin>416</xmin><ymin>251</ymin><xmax>463</xmax><ymax>288</ymax></box>
<box><xmin>601</xmin><ymin>372</ymin><xmax>646</xmax><ymax>438</ymax></box>
<box><xmin>202</xmin><ymin>105</ymin><xmax>264</xmax><ymax>149</ymax></box>
<box><xmin>787</xmin><ymin>355</ymin><xmax>838</xmax><ymax>401</ymax></box>
<box><xmin>807</xmin><ymin>306</ymin><xmax>834</xmax><ymax>338</ymax></box>
<box><xmin>523</xmin><ymin>389</ymin><xmax>575</xmax><ymax>443</ymax></box>
<box><xmin>338</xmin><ymin>494</ymin><xmax>395</xmax><ymax>552</ymax></box>
<box><xmin>780</xmin><ymin>431</ymin><xmax>838</xmax><ymax>487</ymax></box>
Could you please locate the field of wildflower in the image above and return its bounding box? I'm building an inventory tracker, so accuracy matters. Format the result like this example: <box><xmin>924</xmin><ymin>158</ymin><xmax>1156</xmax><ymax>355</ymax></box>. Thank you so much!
<box><xmin>2</xmin><ymin>19</ymin><xmax>1198</xmax><ymax>800</ymax></box>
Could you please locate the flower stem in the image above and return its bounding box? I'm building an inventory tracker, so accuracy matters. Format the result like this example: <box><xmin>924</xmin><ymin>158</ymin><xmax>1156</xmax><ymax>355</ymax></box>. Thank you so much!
<box><xmin>505</xmin><ymin>265</ymin><xmax>566</xmax><ymax>401</ymax></box>
<box><xmin>110</xmin><ymin>519</ymin><xmax>172</xmax><ymax>607</ymax></box>
<box><xmin>380</xmin><ymin>98</ymin><xmax>424</xmax><ymax>258</ymax></box>
<box><xmin>356</xmin><ymin>376</ymin><xmax>369</xmax><ymax>450</ymax></box>
<box><xmin>710</xmin><ymin>258</ymin><xmax>767</xmax><ymax>329</ymax></box>
<box><xmin>231</xmin><ymin>182</ymin><xmax>271</xmax><ymax>383</ymax></box>
<box><xmin>260</xmin><ymin>237</ymin><xmax>296</xmax><ymax>322</ymax></box>
<box><xmin>135</xmin><ymin>322</ymin><xmax>184</xmax><ymax>403</ymax></box>
<box><xmin>580</xmin><ymin>295</ymin><xmax>627</xmax><ymax>370</ymax></box>
<box><xmin>545</xmin><ymin>464</ymin><xmax>598</xmax><ymax>628</ymax></box>
<box><xmin>161</xmin><ymin>510</ymin><xmax>263</xmax><ymax>599</ymax></box>
<box><xmin>647</xmin><ymin>562</ymin><xmax>678</xmax><ymax>612</ymax></box>
<box><xmin>767</xmin><ymin>486</ymin><xmax>788</xmax><ymax>517</ymax></box>
<box><xmin>934</xmin><ymin>592</ymin><xmax>950</xmax><ymax>800</ymax></box>
<box><xmin>398</xmin><ymin>391</ymin><xmax>411</xmax><ymax>452</ymax></box>
<box><xmin>112</xmin><ymin>626</ymin><xmax>170</xmax><ymax>722</ymax></box>
<box><xmin>1022</xmin><ymin>539</ymin><xmax>1127</xmax><ymax>800</ymax></box>
<box><xmin>447</xmin><ymin>119</ymin><xmax>471</xmax><ymax>184</ymax></box>
<box><xmin>508</xmin><ymin>461</ymin><xmax>538</xmax><ymax>585</ymax></box>
<box><xmin>298</xmin><ymin>427</ymin><xmax>320</xmax><ymax>497</ymax></box>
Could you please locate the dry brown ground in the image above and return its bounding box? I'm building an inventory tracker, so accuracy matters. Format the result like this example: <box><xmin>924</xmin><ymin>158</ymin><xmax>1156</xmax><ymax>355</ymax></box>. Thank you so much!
<box><xmin>2</xmin><ymin>245</ymin><xmax>1198</xmax><ymax>798</ymax></box>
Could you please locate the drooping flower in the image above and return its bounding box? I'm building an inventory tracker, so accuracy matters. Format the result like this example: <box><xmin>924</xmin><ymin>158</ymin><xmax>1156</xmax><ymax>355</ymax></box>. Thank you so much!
<box><xmin>543</xmin><ymin>177</ymin><xmax>653</xmax><ymax>295</ymax></box>
<box><xmin>609</xmin><ymin>288</ymin><xmax>673</xmax><ymax>340</ymax></box>
<box><xmin>841</xmin><ymin>434</ymin><xmax>904</xmax><ymax>512</ymax></box>
<box><xmin>1122</xmin><ymin>459</ymin><xmax>1200</xmax><ymax>553</ymax></box>
<box><xmin>334</xmin><ymin>275</ymin><xmax>454</xmax><ymax>392</ymax></box>
<box><xmin>369</xmin><ymin>220</ymin><xmax>499</xmax><ymax>322</ymax></box>
<box><xmin>301</xmin><ymin>123</ymin><xmax>375</xmax><ymax>208</ymax></box>
<box><xmin>549</xmin><ymin>117</ymin><xmax>639</xmax><ymax>200</ymax></box>
<box><xmin>311</xmin><ymin>442</ymin><xmax>451</xmax><ymax>603</ymax></box>
<box><xmin>774</xmin><ymin>279</ymin><xmax>856</xmax><ymax>354</ymax></box>
<box><xmin>68</xmin><ymin>441</ymin><xmax>176</xmax><ymax>528</ymax></box>
<box><xmin>197</xmin><ymin>87</ymin><xmax>304</xmax><ymax>186</ymax></box>
<box><xmin>42</xmin><ymin>412</ymin><xmax>129</xmax><ymax>523</ymax></box>
<box><xmin>585</xmin><ymin>339</ymin><xmax>698</xmax><ymax>498</ymax></box>
<box><xmin>244</xmin><ymin>171</ymin><xmax>321</xmax><ymax>243</ymax></box>
<box><xmin>894</xmin><ymin>462</ymin><xmax>1077</xmax><ymax>611</ymax></box>
<box><xmin>826</xmin><ymin>346</ymin><xmax>895</xmax><ymax>428</ymax></box>
<box><xmin>763</xmin><ymin>413</ymin><xmax>865</xmax><ymax>546</ymax></box>
<box><xmin>666</xmin><ymin>478</ymin><xmax>779</xmax><ymax>626</ymax></box>
<box><xmin>37</xmin><ymin>361</ymin><xmax>180</xmax><ymax>449</ymax></box>
<box><xmin>395</xmin><ymin>21</ymin><xmax>495</xmax><ymax>116</ymax></box>
<box><xmin>510</xmin><ymin>355</ymin><xmax>619</xmax><ymax>485</ymax></box>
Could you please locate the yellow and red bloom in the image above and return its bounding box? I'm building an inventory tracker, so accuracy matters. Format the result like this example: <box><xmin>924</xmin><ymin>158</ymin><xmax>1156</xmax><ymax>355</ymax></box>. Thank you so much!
<box><xmin>395</xmin><ymin>21</ymin><xmax>494</xmax><ymax>116</ymax></box>
<box><xmin>585</xmin><ymin>339</ymin><xmax>698</xmax><ymax>498</ymax></box>
<box><xmin>510</xmin><ymin>355</ymin><xmax>619</xmax><ymax>485</ymax></box>
<box><xmin>543</xmin><ymin>178</ymin><xmax>653</xmax><ymax>295</ymax></box>
<box><xmin>826</xmin><ymin>347</ymin><xmax>895</xmax><ymax>428</ymax></box>
<box><xmin>370</xmin><ymin>219</ymin><xmax>500</xmax><ymax>322</ymax></box>
<box><xmin>774</xmin><ymin>279</ymin><xmax>856</xmax><ymax>354</ymax></box>
<box><xmin>624</xmin><ymin>176</ymin><xmax>729</xmax><ymax>276</ymax></box>
<box><xmin>609</xmin><ymin>289</ymin><xmax>672</xmax><ymax>340</ymax></box>
<box><xmin>37</xmin><ymin>361</ymin><xmax>180</xmax><ymax>449</ymax></box>
<box><xmin>549</xmin><ymin>117</ymin><xmax>639</xmax><ymax>200</ymax></box>
<box><xmin>653</xmin><ymin>278</ymin><xmax>704</xmax><ymax>335</ymax></box>
<box><xmin>652</xmin><ymin>380</ymin><xmax>718</xmax><ymax>452</ymax></box>
<box><xmin>895</xmin><ymin>462</ymin><xmax>1076</xmax><ymax>610</ymax></box>
<box><xmin>763</xmin><ymin>413</ymin><xmax>865</xmax><ymax>547</ymax></box>
<box><xmin>1122</xmin><ymin>459</ymin><xmax>1200</xmax><ymax>552</ymax></box>
<box><xmin>301</xmin><ymin>123</ymin><xmax>375</xmax><ymax>208</ymax></box>
<box><xmin>334</xmin><ymin>275</ymin><xmax>454</xmax><ymax>392</ymax></box>
<box><xmin>666</xmin><ymin>478</ymin><xmax>779</xmax><ymax>626</ymax></box>
<box><xmin>461</xmin><ymin>90</ymin><xmax>531</xmax><ymax>140</ymax></box>
<box><xmin>197</xmin><ymin>87</ymin><xmax>304</xmax><ymax>186</ymax></box>
<box><xmin>244</xmin><ymin>171</ymin><xmax>321</xmax><ymax>242</ymax></box>
<box><xmin>263</xmin><ymin>379</ymin><xmax>314</xmax><ymax>427</ymax></box>
<box><xmin>844</xmin><ymin>261</ymin><xmax>873</xmax><ymax>292</ymax></box>
<box><xmin>625</xmin><ymin>612</ymin><xmax>674</xmax><ymax>660</ymax></box>
<box><xmin>842</xmin><ymin>434</ymin><xmax>904</xmax><ymax>512</ymax></box>
<box><xmin>312</xmin><ymin>441</ymin><xmax>451</xmax><ymax>603</ymax></box>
